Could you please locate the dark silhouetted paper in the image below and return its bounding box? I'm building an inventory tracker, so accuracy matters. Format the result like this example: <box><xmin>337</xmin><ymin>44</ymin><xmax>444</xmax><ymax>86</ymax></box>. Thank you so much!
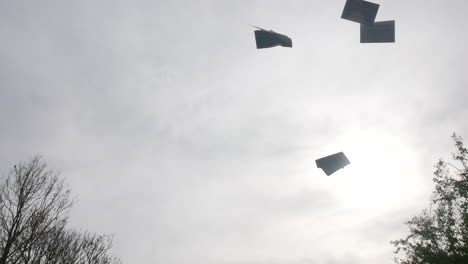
<box><xmin>341</xmin><ymin>0</ymin><xmax>379</xmax><ymax>25</ymax></box>
<box><xmin>253</xmin><ymin>27</ymin><xmax>292</xmax><ymax>49</ymax></box>
<box><xmin>360</xmin><ymin>20</ymin><xmax>395</xmax><ymax>43</ymax></box>
<box><xmin>316</xmin><ymin>152</ymin><xmax>350</xmax><ymax>176</ymax></box>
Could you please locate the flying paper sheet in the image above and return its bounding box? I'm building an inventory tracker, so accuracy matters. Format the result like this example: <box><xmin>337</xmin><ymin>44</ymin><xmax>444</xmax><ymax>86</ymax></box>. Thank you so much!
<box><xmin>360</xmin><ymin>20</ymin><xmax>395</xmax><ymax>43</ymax></box>
<box><xmin>254</xmin><ymin>27</ymin><xmax>292</xmax><ymax>49</ymax></box>
<box><xmin>341</xmin><ymin>0</ymin><xmax>380</xmax><ymax>25</ymax></box>
<box><xmin>316</xmin><ymin>152</ymin><xmax>351</xmax><ymax>176</ymax></box>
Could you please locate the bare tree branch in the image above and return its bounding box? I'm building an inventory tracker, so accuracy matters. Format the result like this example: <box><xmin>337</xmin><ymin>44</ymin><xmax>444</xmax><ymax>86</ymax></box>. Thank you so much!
<box><xmin>0</xmin><ymin>156</ymin><xmax>121</xmax><ymax>264</ymax></box>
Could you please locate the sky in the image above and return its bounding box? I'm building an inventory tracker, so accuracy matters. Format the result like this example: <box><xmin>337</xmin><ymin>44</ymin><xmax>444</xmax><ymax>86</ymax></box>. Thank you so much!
<box><xmin>1</xmin><ymin>0</ymin><xmax>468</xmax><ymax>263</ymax></box>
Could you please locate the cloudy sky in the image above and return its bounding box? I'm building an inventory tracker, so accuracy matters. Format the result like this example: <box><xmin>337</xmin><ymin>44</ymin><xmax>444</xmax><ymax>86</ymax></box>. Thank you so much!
<box><xmin>1</xmin><ymin>0</ymin><xmax>468</xmax><ymax>263</ymax></box>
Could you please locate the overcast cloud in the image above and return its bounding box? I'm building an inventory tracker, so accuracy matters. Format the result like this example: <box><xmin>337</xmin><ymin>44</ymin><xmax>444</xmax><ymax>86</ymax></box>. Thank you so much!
<box><xmin>1</xmin><ymin>0</ymin><xmax>468</xmax><ymax>263</ymax></box>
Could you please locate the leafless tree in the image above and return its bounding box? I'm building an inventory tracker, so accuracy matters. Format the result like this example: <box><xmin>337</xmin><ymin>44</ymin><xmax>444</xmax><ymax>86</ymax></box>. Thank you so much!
<box><xmin>0</xmin><ymin>156</ymin><xmax>121</xmax><ymax>264</ymax></box>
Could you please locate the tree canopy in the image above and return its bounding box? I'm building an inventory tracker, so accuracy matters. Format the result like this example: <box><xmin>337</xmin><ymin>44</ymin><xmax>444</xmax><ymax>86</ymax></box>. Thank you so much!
<box><xmin>392</xmin><ymin>134</ymin><xmax>468</xmax><ymax>264</ymax></box>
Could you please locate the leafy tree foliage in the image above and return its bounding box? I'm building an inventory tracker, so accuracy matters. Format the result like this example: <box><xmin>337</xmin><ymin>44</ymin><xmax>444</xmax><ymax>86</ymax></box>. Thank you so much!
<box><xmin>0</xmin><ymin>156</ymin><xmax>121</xmax><ymax>264</ymax></box>
<box><xmin>392</xmin><ymin>134</ymin><xmax>468</xmax><ymax>264</ymax></box>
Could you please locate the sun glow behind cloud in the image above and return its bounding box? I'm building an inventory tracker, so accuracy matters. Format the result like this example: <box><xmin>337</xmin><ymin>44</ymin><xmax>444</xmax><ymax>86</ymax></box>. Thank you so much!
<box><xmin>332</xmin><ymin>129</ymin><xmax>425</xmax><ymax>214</ymax></box>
